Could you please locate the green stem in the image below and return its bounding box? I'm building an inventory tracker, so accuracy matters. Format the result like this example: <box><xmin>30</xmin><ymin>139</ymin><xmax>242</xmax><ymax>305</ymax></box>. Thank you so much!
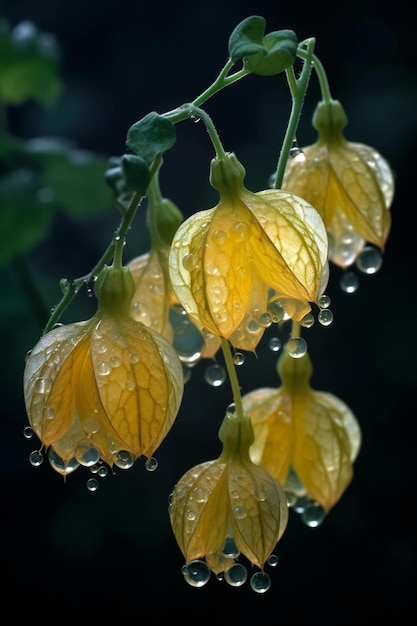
<box><xmin>221</xmin><ymin>337</ymin><xmax>244</xmax><ymax>420</ymax></box>
<box><xmin>291</xmin><ymin>319</ymin><xmax>301</xmax><ymax>338</ymax></box>
<box><xmin>272</xmin><ymin>37</ymin><xmax>315</xmax><ymax>189</ymax></box>
<box><xmin>297</xmin><ymin>47</ymin><xmax>333</xmax><ymax>103</ymax></box>
<box><xmin>190</xmin><ymin>105</ymin><xmax>227</xmax><ymax>158</ymax></box>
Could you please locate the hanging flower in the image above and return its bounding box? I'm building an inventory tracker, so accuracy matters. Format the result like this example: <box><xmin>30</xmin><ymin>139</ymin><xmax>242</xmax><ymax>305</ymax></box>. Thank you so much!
<box><xmin>23</xmin><ymin>265</ymin><xmax>183</xmax><ymax>475</ymax></box>
<box><xmin>169</xmin><ymin>152</ymin><xmax>328</xmax><ymax>351</ymax></box>
<box><xmin>282</xmin><ymin>99</ymin><xmax>394</xmax><ymax>267</ymax></box>
<box><xmin>169</xmin><ymin>409</ymin><xmax>288</xmax><ymax>590</ymax></box>
<box><xmin>243</xmin><ymin>348</ymin><xmax>361</xmax><ymax>512</ymax></box>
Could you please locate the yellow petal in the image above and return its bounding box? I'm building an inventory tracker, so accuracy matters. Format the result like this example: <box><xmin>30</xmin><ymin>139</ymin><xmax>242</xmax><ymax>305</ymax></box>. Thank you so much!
<box><xmin>244</xmin><ymin>387</ymin><xmax>293</xmax><ymax>485</ymax></box>
<box><xmin>292</xmin><ymin>391</ymin><xmax>355</xmax><ymax>511</ymax></box>
<box><xmin>23</xmin><ymin>321</ymin><xmax>92</xmax><ymax>445</ymax></box>
<box><xmin>168</xmin><ymin>460</ymin><xmax>229</xmax><ymax>569</ymax></box>
<box><xmin>90</xmin><ymin>316</ymin><xmax>183</xmax><ymax>457</ymax></box>
<box><xmin>229</xmin><ymin>458</ymin><xmax>288</xmax><ymax>569</ymax></box>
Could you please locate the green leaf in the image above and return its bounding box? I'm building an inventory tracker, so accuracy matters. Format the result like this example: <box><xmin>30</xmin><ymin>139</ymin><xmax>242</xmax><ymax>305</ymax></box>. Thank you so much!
<box><xmin>0</xmin><ymin>168</ymin><xmax>53</xmax><ymax>265</ymax></box>
<box><xmin>25</xmin><ymin>138</ymin><xmax>112</xmax><ymax>219</ymax></box>
<box><xmin>228</xmin><ymin>15</ymin><xmax>266</xmax><ymax>64</ymax></box>
<box><xmin>0</xmin><ymin>19</ymin><xmax>63</xmax><ymax>105</ymax></box>
<box><xmin>126</xmin><ymin>112</ymin><xmax>176</xmax><ymax>164</ymax></box>
<box><xmin>244</xmin><ymin>30</ymin><xmax>298</xmax><ymax>76</ymax></box>
<box><xmin>121</xmin><ymin>154</ymin><xmax>150</xmax><ymax>195</ymax></box>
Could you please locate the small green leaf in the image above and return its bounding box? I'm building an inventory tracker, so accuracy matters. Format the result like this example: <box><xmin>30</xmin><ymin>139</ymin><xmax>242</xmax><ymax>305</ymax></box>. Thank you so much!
<box><xmin>244</xmin><ymin>30</ymin><xmax>298</xmax><ymax>76</ymax></box>
<box><xmin>228</xmin><ymin>15</ymin><xmax>266</xmax><ymax>64</ymax></box>
<box><xmin>0</xmin><ymin>168</ymin><xmax>53</xmax><ymax>265</ymax></box>
<box><xmin>121</xmin><ymin>154</ymin><xmax>150</xmax><ymax>195</ymax></box>
<box><xmin>126</xmin><ymin>112</ymin><xmax>176</xmax><ymax>164</ymax></box>
<box><xmin>0</xmin><ymin>20</ymin><xmax>63</xmax><ymax>105</ymax></box>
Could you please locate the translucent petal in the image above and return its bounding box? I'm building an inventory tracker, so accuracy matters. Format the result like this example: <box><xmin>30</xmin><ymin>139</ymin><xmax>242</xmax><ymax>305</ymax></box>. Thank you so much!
<box><xmin>292</xmin><ymin>391</ymin><xmax>355</xmax><ymax>511</ymax></box>
<box><xmin>229</xmin><ymin>459</ymin><xmax>288</xmax><ymax>569</ymax></box>
<box><xmin>90</xmin><ymin>316</ymin><xmax>183</xmax><ymax>457</ymax></box>
<box><xmin>243</xmin><ymin>387</ymin><xmax>293</xmax><ymax>485</ymax></box>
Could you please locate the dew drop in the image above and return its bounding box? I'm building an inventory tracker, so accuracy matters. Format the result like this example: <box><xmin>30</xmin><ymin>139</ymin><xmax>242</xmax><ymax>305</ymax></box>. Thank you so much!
<box><xmin>300</xmin><ymin>313</ymin><xmax>315</xmax><ymax>328</ymax></box>
<box><xmin>182</xmin><ymin>560</ymin><xmax>211</xmax><ymax>588</ymax></box>
<box><xmin>48</xmin><ymin>448</ymin><xmax>80</xmax><ymax>475</ymax></box>
<box><xmin>192</xmin><ymin>487</ymin><xmax>208</xmax><ymax>503</ymax></box>
<box><xmin>293</xmin><ymin>495</ymin><xmax>311</xmax><ymax>514</ymax></box>
<box><xmin>224</xmin><ymin>563</ymin><xmax>248</xmax><ymax>587</ymax></box>
<box><xmin>182</xmin><ymin>253</ymin><xmax>198</xmax><ymax>271</ymax></box>
<box><xmin>286</xmin><ymin>336</ymin><xmax>307</xmax><ymax>358</ymax></box>
<box><xmin>23</xmin><ymin>426</ymin><xmax>34</xmax><ymax>439</ymax></box>
<box><xmin>86</xmin><ymin>477</ymin><xmax>99</xmax><ymax>492</ymax></box>
<box><xmin>204</xmin><ymin>363</ymin><xmax>226</xmax><ymax>387</ymax></box>
<box><xmin>129</xmin><ymin>352</ymin><xmax>140</xmax><ymax>363</ymax></box>
<box><xmin>29</xmin><ymin>450</ymin><xmax>43</xmax><ymax>467</ymax></box>
<box><xmin>75</xmin><ymin>441</ymin><xmax>100</xmax><ymax>467</ymax></box>
<box><xmin>259</xmin><ymin>312</ymin><xmax>272</xmax><ymax>327</ymax></box>
<box><xmin>268</xmin><ymin>337</ymin><xmax>281</xmax><ymax>352</ymax></box>
<box><xmin>356</xmin><ymin>245</ymin><xmax>383</xmax><ymax>274</ymax></box>
<box><xmin>34</xmin><ymin>377</ymin><xmax>52</xmax><ymax>394</ymax></box>
<box><xmin>97</xmin><ymin>361</ymin><xmax>111</xmax><ymax>376</ymax></box>
<box><xmin>301</xmin><ymin>502</ymin><xmax>326</xmax><ymax>527</ymax></box>
<box><xmin>83</xmin><ymin>416</ymin><xmax>100</xmax><ymax>434</ymax></box>
<box><xmin>145</xmin><ymin>456</ymin><xmax>158</xmax><ymax>472</ymax></box>
<box><xmin>222</xmin><ymin>536</ymin><xmax>239</xmax><ymax>558</ymax></box>
<box><xmin>318</xmin><ymin>294</ymin><xmax>331</xmax><ymax>308</ymax></box>
<box><xmin>233</xmin><ymin>506</ymin><xmax>247</xmax><ymax>519</ymax></box>
<box><xmin>172</xmin><ymin>320</ymin><xmax>204</xmax><ymax>365</ymax></box>
<box><xmin>250</xmin><ymin>571</ymin><xmax>271</xmax><ymax>593</ymax></box>
<box><xmin>186</xmin><ymin>508</ymin><xmax>196</xmax><ymax>521</ymax></box>
<box><xmin>109</xmin><ymin>356</ymin><xmax>121</xmax><ymax>368</ymax></box>
<box><xmin>113</xmin><ymin>450</ymin><xmax>135</xmax><ymax>469</ymax></box>
<box><xmin>267</xmin><ymin>554</ymin><xmax>279</xmax><ymax>567</ymax></box>
<box><xmin>233</xmin><ymin>352</ymin><xmax>245</xmax><ymax>366</ymax></box>
<box><xmin>339</xmin><ymin>270</ymin><xmax>359</xmax><ymax>294</ymax></box>
<box><xmin>97</xmin><ymin>465</ymin><xmax>109</xmax><ymax>478</ymax></box>
<box><xmin>317</xmin><ymin>309</ymin><xmax>334</xmax><ymax>326</ymax></box>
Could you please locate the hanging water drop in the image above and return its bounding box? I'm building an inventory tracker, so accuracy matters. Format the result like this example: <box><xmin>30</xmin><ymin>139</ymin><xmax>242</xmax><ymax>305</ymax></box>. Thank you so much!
<box><xmin>113</xmin><ymin>450</ymin><xmax>135</xmax><ymax>469</ymax></box>
<box><xmin>182</xmin><ymin>560</ymin><xmax>211</xmax><ymax>587</ymax></box>
<box><xmin>224</xmin><ymin>563</ymin><xmax>248</xmax><ymax>587</ymax></box>
<box><xmin>86</xmin><ymin>477</ymin><xmax>99</xmax><ymax>492</ymax></box>
<box><xmin>300</xmin><ymin>313</ymin><xmax>315</xmax><ymax>328</ymax></box>
<box><xmin>233</xmin><ymin>352</ymin><xmax>245</xmax><ymax>365</ymax></box>
<box><xmin>29</xmin><ymin>450</ymin><xmax>43</xmax><ymax>467</ymax></box>
<box><xmin>48</xmin><ymin>447</ymin><xmax>80</xmax><ymax>475</ymax></box>
<box><xmin>339</xmin><ymin>270</ymin><xmax>359</xmax><ymax>294</ymax></box>
<box><xmin>317</xmin><ymin>309</ymin><xmax>334</xmax><ymax>326</ymax></box>
<box><xmin>301</xmin><ymin>502</ymin><xmax>326</xmax><ymax>527</ymax></box>
<box><xmin>204</xmin><ymin>363</ymin><xmax>226</xmax><ymax>387</ymax></box>
<box><xmin>145</xmin><ymin>456</ymin><xmax>158</xmax><ymax>472</ymax></box>
<box><xmin>355</xmin><ymin>245</ymin><xmax>383</xmax><ymax>274</ymax></box>
<box><xmin>222</xmin><ymin>536</ymin><xmax>239</xmax><ymax>558</ymax></box>
<box><xmin>23</xmin><ymin>426</ymin><xmax>34</xmax><ymax>439</ymax></box>
<box><xmin>250</xmin><ymin>571</ymin><xmax>271</xmax><ymax>593</ymax></box>
<box><xmin>318</xmin><ymin>294</ymin><xmax>331</xmax><ymax>308</ymax></box>
<box><xmin>268</xmin><ymin>336</ymin><xmax>281</xmax><ymax>352</ymax></box>
<box><xmin>286</xmin><ymin>336</ymin><xmax>307</xmax><ymax>358</ymax></box>
<box><xmin>267</xmin><ymin>554</ymin><xmax>279</xmax><ymax>567</ymax></box>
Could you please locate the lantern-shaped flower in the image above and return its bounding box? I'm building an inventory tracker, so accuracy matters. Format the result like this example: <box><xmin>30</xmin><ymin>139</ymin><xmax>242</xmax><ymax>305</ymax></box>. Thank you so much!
<box><xmin>169</xmin><ymin>409</ymin><xmax>288</xmax><ymax>590</ymax></box>
<box><xmin>23</xmin><ymin>265</ymin><xmax>183</xmax><ymax>475</ymax></box>
<box><xmin>169</xmin><ymin>152</ymin><xmax>328</xmax><ymax>351</ymax></box>
<box><xmin>282</xmin><ymin>99</ymin><xmax>394</xmax><ymax>267</ymax></box>
<box><xmin>243</xmin><ymin>348</ymin><xmax>361</xmax><ymax>512</ymax></box>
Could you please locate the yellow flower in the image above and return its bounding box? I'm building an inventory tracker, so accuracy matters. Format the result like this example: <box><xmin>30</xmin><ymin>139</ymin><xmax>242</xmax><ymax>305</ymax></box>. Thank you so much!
<box><xmin>169</xmin><ymin>152</ymin><xmax>328</xmax><ymax>351</ymax></box>
<box><xmin>282</xmin><ymin>99</ymin><xmax>394</xmax><ymax>267</ymax></box>
<box><xmin>168</xmin><ymin>410</ymin><xmax>288</xmax><ymax>591</ymax></box>
<box><xmin>24</xmin><ymin>265</ymin><xmax>183</xmax><ymax>475</ymax></box>
<box><xmin>243</xmin><ymin>349</ymin><xmax>361</xmax><ymax>512</ymax></box>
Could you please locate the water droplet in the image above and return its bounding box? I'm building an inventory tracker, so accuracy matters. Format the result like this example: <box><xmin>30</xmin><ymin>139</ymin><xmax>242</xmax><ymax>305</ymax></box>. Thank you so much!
<box><xmin>204</xmin><ymin>363</ymin><xmax>226</xmax><ymax>387</ymax></box>
<box><xmin>192</xmin><ymin>487</ymin><xmax>208</xmax><ymax>503</ymax></box>
<box><xmin>97</xmin><ymin>361</ymin><xmax>111</xmax><ymax>376</ymax></box>
<box><xmin>83</xmin><ymin>417</ymin><xmax>100</xmax><ymax>434</ymax></box>
<box><xmin>113</xmin><ymin>450</ymin><xmax>135</xmax><ymax>469</ymax></box>
<box><xmin>145</xmin><ymin>456</ymin><xmax>158</xmax><ymax>472</ymax></box>
<box><xmin>97</xmin><ymin>465</ymin><xmax>108</xmax><ymax>478</ymax></box>
<box><xmin>231</xmin><ymin>221</ymin><xmax>250</xmax><ymax>241</ymax></box>
<box><xmin>223</xmin><ymin>536</ymin><xmax>239</xmax><ymax>558</ymax></box>
<box><xmin>267</xmin><ymin>554</ymin><xmax>279</xmax><ymax>567</ymax></box>
<box><xmin>268</xmin><ymin>336</ymin><xmax>281</xmax><ymax>352</ymax></box>
<box><xmin>285</xmin><ymin>491</ymin><xmax>297</xmax><ymax>507</ymax></box>
<box><xmin>86</xmin><ymin>477</ymin><xmax>99</xmax><ymax>492</ymax></box>
<box><xmin>318</xmin><ymin>294</ymin><xmax>331</xmax><ymax>308</ymax></box>
<box><xmin>250</xmin><ymin>571</ymin><xmax>271</xmax><ymax>593</ymax></box>
<box><xmin>301</xmin><ymin>502</ymin><xmax>326</xmax><ymax>527</ymax></box>
<box><xmin>233</xmin><ymin>352</ymin><xmax>245</xmax><ymax>366</ymax></box>
<box><xmin>29</xmin><ymin>450</ymin><xmax>43</xmax><ymax>467</ymax></box>
<box><xmin>109</xmin><ymin>356</ymin><xmax>121</xmax><ymax>368</ymax></box>
<box><xmin>317</xmin><ymin>309</ymin><xmax>334</xmax><ymax>326</ymax></box>
<box><xmin>233</xmin><ymin>506</ymin><xmax>247</xmax><ymax>519</ymax></box>
<box><xmin>356</xmin><ymin>246</ymin><xmax>383</xmax><ymax>274</ymax></box>
<box><xmin>293</xmin><ymin>495</ymin><xmax>311</xmax><ymax>514</ymax></box>
<box><xmin>129</xmin><ymin>352</ymin><xmax>140</xmax><ymax>363</ymax></box>
<box><xmin>286</xmin><ymin>336</ymin><xmax>307</xmax><ymax>358</ymax></box>
<box><xmin>289</xmin><ymin>138</ymin><xmax>305</xmax><ymax>162</ymax></box>
<box><xmin>172</xmin><ymin>320</ymin><xmax>203</xmax><ymax>365</ymax></box>
<box><xmin>34</xmin><ymin>377</ymin><xmax>52</xmax><ymax>394</ymax></box>
<box><xmin>339</xmin><ymin>270</ymin><xmax>359</xmax><ymax>294</ymax></box>
<box><xmin>182</xmin><ymin>253</ymin><xmax>198</xmax><ymax>271</ymax></box>
<box><xmin>182</xmin><ymin>560</ymin><xmax>211</xmax><ymax>588</ymax></box>
<box><xmin>48</xmin><ymin>447</ymin><xmax>80</xmax><ymax>475</ymax></box>
<box><xmin>224</xmin><ymin>563</ymin><xmax>248</xmax><ymax>587</ymax></box>
<box><xmin>75</xmin><ymin>441</ymin><xmax>100</xmax><ymax>467</ymax></box>
<box><xmin>23</xmin><ymin>426</ymin><xmax>34</xmax><ymax>439</ymax></box>
<box><xmin>300</xmin><ymin>313</ymin><xmax>315</xmax><ymax>328</ymax></box>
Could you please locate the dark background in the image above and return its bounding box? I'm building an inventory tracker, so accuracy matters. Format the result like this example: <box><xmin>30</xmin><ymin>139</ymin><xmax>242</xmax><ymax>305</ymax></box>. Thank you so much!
<box><xmin>1</xmin><ymin>0</ymin><xmax>416</xmax><ymax>623</ymax></box>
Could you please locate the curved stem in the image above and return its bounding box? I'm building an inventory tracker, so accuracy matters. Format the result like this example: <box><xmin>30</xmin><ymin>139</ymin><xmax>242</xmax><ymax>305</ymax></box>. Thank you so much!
<box><xmin>190</xmin><ymin>105</ymin><xmax>227</xmax><ymax>158</ymax></box>
<box><xmin>272</xmin><ymin>37</ymin><xmax>315</xmax><ymax>189</ymax></box>
<box><xmin>297</xmin><ymin>47</ymin><xmax>333</xmax><ymax>103</ymax></box>
<box><xmin>221</xmin><ymin>338</ymin><xmax>244</xmax><ymax>420</ymax></box>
